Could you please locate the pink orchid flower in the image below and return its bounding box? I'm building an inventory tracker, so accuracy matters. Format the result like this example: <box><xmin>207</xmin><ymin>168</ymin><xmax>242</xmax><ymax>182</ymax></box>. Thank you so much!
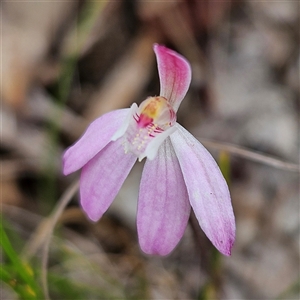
<box><xmin>63</xmin><ymin>44</ymin><xmax>235</xmax><ymax>256</ymax></box>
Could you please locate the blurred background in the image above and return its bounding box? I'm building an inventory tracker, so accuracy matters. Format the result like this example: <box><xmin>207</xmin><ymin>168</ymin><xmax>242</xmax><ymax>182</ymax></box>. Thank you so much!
<box><xmin>1</xmin><ymin>0</ymin><xmax>299</xmax><ymax>299</ymax></box>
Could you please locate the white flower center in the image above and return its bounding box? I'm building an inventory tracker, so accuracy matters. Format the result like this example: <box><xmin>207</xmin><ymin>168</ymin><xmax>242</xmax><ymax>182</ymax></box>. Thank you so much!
<box><xmin>112</xmin><ymin>96</ymin><xmax>177</xmax><ymax>161</ymax></box>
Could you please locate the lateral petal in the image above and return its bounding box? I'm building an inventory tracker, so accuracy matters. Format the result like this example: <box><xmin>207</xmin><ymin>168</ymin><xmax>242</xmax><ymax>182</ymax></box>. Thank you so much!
<box><xmin>137</xmin><ymin>137</ymin><xmax>191</xmax><ymax>256</ymax></box>
<box><xmin>170</xmin><ymin>124</ymin><xmax>235</xmax><ymax>256</ymax></box>
<box><xmin>154</xmin><ymin>44</ymin><xmax>191</xmax><ymax>112</ymax></box>
<box><xmin>139</xmin><ymin>126</ymin><xmax>177</xmax><ymax>162</ymax></box>
<box><xmin>80</xmin><ymin>139</ymin><xmax>136</xmax><ymax>222</ymax></box>
<box><xmin>63</xmin><ymin>109</ymin><xmax>129</xmax><ymax>175</ymax></box>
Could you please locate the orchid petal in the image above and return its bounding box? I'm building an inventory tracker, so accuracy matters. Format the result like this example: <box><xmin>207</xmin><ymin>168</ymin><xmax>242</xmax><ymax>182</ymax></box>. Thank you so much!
<box><xmin>80</xmin><ymin>139</ymin><xmax>136</xmax><ymax>222</ymax></box>
<box><xmin>111</xmin><ymin>103</ymin><xmax>138</xmax><ymax>141</ymax></box>
<box><xmin>170</xmin><ymin>124</ymin><xmax>235</xmax><ymax>256</ymax></box>
<box><xmin>63</xmin><ymin>109</ymin><xmax>129</xmax><ymax>175</ymax></box>
<box><xmin>154</xmin><ymin>44</ymin><xmax>191</xmax><ymax>112</ymax></box>
<box><xmin>137</xmin><ymin>137</ymin><xmax>191</xmax><ymax>256</ymax></box>
<box><xmin>139</xmin><ymin>125</ymin><xmax>177</xmax><ymax>162</ymax></box>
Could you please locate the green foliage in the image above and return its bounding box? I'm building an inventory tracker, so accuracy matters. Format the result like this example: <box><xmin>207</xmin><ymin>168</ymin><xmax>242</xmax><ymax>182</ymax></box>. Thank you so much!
<box><xmin>0</xmin><ymin>221</ymin><xmax>42</xmax><ymax>299</ymax></box>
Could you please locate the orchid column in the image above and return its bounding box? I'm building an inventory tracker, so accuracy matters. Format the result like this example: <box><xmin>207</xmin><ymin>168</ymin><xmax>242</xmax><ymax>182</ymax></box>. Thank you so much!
<box><xmin>63</xmin><ymin>44</ymin><xmax>235</xmax><ymax>256</ymax></box>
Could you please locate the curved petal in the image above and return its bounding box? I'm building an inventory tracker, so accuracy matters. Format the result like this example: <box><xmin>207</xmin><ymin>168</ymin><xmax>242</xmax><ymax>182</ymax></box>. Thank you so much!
<box><xmin>139</xmin><ymin>126</ymin><xmax>177</xmax><ymax>162</ymax></box>
<box><xmin>137</xmin><ymin>137</ymin><xmax>191</xmax><ymax>256</ymax></box>
<box><xmin>154</xmin><ymin>44</ymin><xmax>191</xmax><ymax>112</ymax></box>
<box><xmin>170</xmin><ymin>124</ymin><xmax>235</xmax><ymax>256</ymax></box>
<box><xmin>80</xmin><ymin>139</ymin><xmax>136</xmax><ymax>222</ymax></box>
<box><xmin>63</xmin><ymin>109</ymin><xmax>129</xmax><ymax>175</ymax></box>
<box><xmin>111</xmin><ymin>103</ymin><xmax>138</xmax><ymax>141</ymax></box>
